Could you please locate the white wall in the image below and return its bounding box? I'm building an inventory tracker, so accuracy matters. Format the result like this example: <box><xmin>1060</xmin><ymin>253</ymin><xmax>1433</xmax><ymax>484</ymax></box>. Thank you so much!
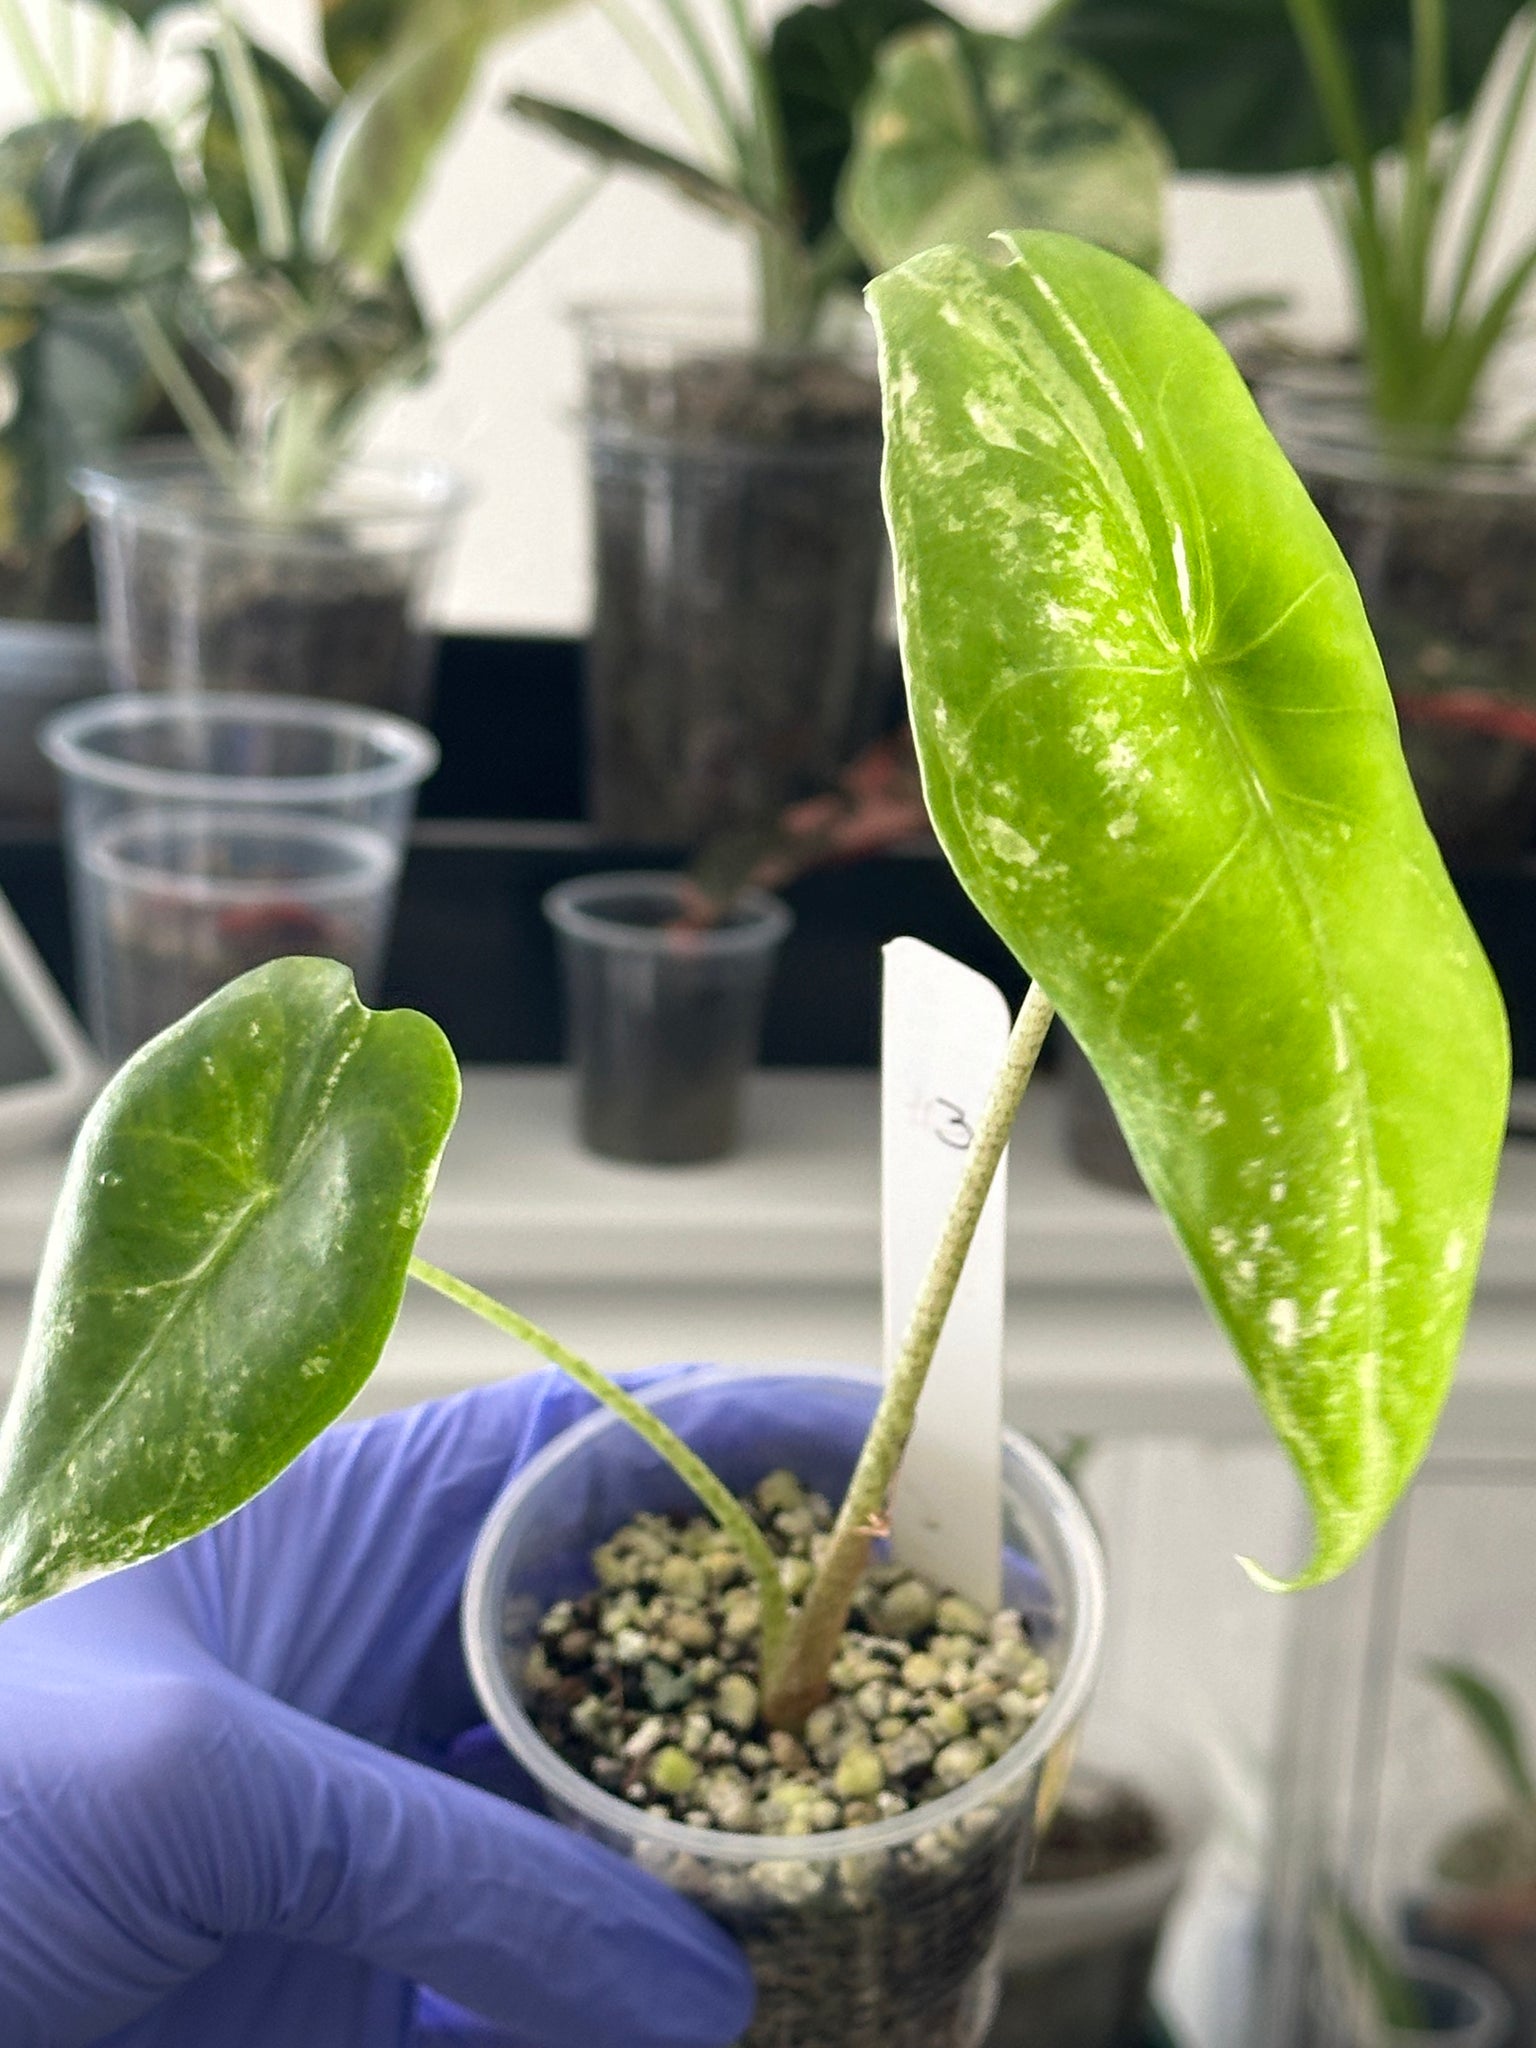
<box><xmin>4</xmin><ymin>1</ymin><xmax>1534</xmax><ymax>631</ymax></box>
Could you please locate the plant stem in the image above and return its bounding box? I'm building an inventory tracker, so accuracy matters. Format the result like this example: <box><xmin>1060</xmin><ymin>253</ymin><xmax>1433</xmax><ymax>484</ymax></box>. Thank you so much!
<box><xmin>0</xmin><ymin>0</ymin><xmax>63</xmax><ymax>111</ymax></box>
<box><xmin>51</xmin><ymin>0</ymin><xmax>76</xmax><ymax>111</ymax></box>
<box><xmin>123</xmin><ymin>297</ymin><xmax>243</xmax><ymax>490</ymax></box>
<box><xmin>212</xmin><ymin>1</ymin><xmax>294</xmax><ymax>263</ymax></box>
<box><xmin>596</xmin><ymin>0</ymin><xmax>722</xmax><ymax>159</ymax></box>
<box><xmin>761</xmin><ymin>979</ymin><xmax>1058</xmax><ymax>1729</ymax></box>
<box><xmin>654</xmin><ymin>0</ymin><xmax>744</xmax><ymax>165</ymax></box>
<box><xmin>86</xmin><ymin>0</ymin><xmax>116</xmax><ymax>125</ymax></box>
<box><xmin>435</xmin><ymin>170</ymin><xmax>605</xmax><ymax>351</ymax></box>
<box><xmin>407</xmin><ymin>1254</ymin><xmax>792</xmax><ymax>1676</ymax></box>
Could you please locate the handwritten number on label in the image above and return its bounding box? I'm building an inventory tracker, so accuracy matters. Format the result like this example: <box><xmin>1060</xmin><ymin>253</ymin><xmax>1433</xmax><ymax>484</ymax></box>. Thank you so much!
<box><xmin>927</xmin><ymin>1097</ymin><xmax>973</xmax><ymax>1151</ymax></box>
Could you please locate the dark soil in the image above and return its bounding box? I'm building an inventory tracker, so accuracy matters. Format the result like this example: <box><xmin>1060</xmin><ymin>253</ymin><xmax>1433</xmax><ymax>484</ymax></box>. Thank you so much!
<box><xmin>1029</xmin><ymin>1781</ymin><xmax>1167</xmax><ymax>1885</ymax></box>
<box><xmin>106</xmin><ymin>539</ymin><xmax>435</xmax><ymax>719</ymax></box>
<box><xmin>584</xmin><ymin>348</ymin><xmax>888</xmax><ymax>844</ymax></box>
<box><xmin>555</xmin><ymin>887</ymin><xmax>783</xmax><ymax>1165</ymax></box>
<box><xmin>516</xmin><ymin>1471</ymin><xmax>1057</xmax><ymax>2048</ymax></box>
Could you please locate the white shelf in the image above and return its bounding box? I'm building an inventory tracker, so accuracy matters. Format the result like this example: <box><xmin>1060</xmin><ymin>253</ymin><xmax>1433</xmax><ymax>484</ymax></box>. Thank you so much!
<box><xmin>1</xmin><ymin>1068</ymin><xmax>1533</xmax><ymax>1446</ymax></box>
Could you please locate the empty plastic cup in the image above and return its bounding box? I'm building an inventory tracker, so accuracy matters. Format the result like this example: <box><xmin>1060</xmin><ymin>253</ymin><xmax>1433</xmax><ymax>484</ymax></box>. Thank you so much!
<box><xmin>42</xmin><ymin>693</ymin><xmax>437</xmax><ymax>1061</ymax></box>
<box><xmin>543</xmin><ymin>871</ymin><xmax>792</xmax><ymax>1164</ymax></box>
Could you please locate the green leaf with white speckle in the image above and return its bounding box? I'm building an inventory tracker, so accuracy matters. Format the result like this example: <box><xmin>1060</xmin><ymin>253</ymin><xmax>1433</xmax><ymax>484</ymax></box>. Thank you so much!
<box><xmin>0</xmin><ymin>958</ymin><xmax>460</xmax><ymax>1622</ymax></box>
<box><xmin>871</xmin><ymin>230</ymin><xmax>1509</xmax><ymax>1587</ymax></box>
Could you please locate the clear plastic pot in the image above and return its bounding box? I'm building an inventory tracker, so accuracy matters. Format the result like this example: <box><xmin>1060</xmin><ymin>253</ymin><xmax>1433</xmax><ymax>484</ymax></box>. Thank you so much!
<box><xmin>0</xmin><ymin>618</ymin><xmax>107</xmax><ymax>824</ymax></box>
<box><xmin>42</xmin><ymin>691</ymin><xmax>437</xmax><ymax>1060</ymax></box>
<box><xmin>987</xmin><ymin>1741</ymin><xmax>1210</xmax><ymax>2048</ymax></box>
<box><xmin>464</xmin><ymin>1364</ymin><xmax>1107</xmax><ymax>2048</ymax></box>
<box><xmin>78</xmin><ymin>445</ymin><xmax>464</xmax><ymax>721</ymax></box>
<box><xmin>577</xmin><ymin>305</ymin><xmax>888</xmax><ymax>844</ymax></box>
<box><xmin>1336</xmin><ymin>1947</ymin><xmax>1513</xmax><ymax>2048</ymax></box>
<box><xmin>543</xmin><ymin>871</ymin><xmax>792</xmax><ymax>1165</ymax></box>
<box><xmin>1260</xmin><ymin>367</ymin><xmax>1536</xmax><ymax>867</ymax></box>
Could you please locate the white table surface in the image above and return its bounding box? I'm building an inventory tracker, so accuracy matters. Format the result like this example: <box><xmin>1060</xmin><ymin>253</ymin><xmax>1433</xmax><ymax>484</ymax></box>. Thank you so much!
<box><xmin>1</xmin><ymin>1067</ymin><xmax>1532</xmax><ymax>1446</ymax></box>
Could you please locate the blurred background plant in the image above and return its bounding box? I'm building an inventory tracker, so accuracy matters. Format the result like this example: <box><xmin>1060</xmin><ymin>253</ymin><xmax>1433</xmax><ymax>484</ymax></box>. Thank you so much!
<box><xmin>1054</xmin><ymin>0</ymin><xmax>1535</xmax><ymax>441</ymax></box>
<box><xmin>0</xmin><ymin>3</ymin><xmax>188</xmax><ymax>617</ymax></box>
<box><xmin>75</xmin><ymin>0</ymin><xmax>602</xmax><ymax>513</ymax></box>
<box><xmin>510</xmin><ymin>0</ymin><xmax>1170</xmax><ymax>345</ymax></box>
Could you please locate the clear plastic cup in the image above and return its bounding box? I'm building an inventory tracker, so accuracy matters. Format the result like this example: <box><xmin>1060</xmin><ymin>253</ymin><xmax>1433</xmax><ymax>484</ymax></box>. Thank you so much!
<box><xmin>78</xmin><ymin>446</ymin><xmax>464</xmax><ymax>721</ymax></box>
<box><xmin>0</xmin><ymin>620</ymin><xmax>107</xmax><ymax>824</ymax></box>
<box><xmin>543</xmin><ymin>872</ymin><xmax>792</xmax><ymax>1165</ymax></box>
<box><xmin>42</xmin><ymin>692</ymin><xmax>437</xmax><ymax>1060</ymax></box>
<box><xmin>464</xmin><ymin>1364</ymin><xmax>1107</xmax><ymax>2048</ymax></box>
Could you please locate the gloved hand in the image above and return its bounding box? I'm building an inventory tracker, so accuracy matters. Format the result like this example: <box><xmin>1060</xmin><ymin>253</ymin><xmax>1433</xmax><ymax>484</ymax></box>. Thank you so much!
<box><xmin>0</xmin><ymin>1370</ymin><xmax>756</xmax><ymax>2048</ymax></box>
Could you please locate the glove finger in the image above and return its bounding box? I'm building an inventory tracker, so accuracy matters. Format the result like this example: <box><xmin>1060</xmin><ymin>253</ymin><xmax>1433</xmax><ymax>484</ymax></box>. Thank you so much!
<box><xmin>214</xmin><ymin>1696</ymin><xmax>753</xmax><ymax>2048</ymax></box>
<box><xmin>200</xmin><ymin>1372</ymin><xmax>709</xmax><ymax>1744</ymax></box>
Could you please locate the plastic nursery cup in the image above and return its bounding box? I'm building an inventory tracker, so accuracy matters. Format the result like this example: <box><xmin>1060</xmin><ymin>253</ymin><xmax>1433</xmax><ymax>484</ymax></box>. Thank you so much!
<box><xmin>78</xmin><ymin>446</ymin><xmax>464</xmax><ymax>721</ymax></box>
<box><xmin>42</xmin><ymin>692</ymin><xmax>437</xmax><ymax>1061</ymax></box>
<box><xmin>543</xmin><ymin>872</ymin><xmax>792</xmax><ymax>1165</ymax></box>
<box><xmin>464</xmin><ymin>1365</ymin><xmax>1107</xmax><ymax>2048</ymax></box>
<box><xmin>0</xmin><ymin>620</ymin><xmax>107</xmax><ymax>824</ymax></box>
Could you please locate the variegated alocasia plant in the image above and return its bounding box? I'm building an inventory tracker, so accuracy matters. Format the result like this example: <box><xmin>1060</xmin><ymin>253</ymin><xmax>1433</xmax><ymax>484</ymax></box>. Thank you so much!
<box><xmin>869</xmin><ymin>228</ymin><xmax>1510</xmax><ymax>1586</ymax></box>
<box><xmin>0</xmin><ymin>234</ymin><xmax>1509</xmax><ymax>1725</ymax></box>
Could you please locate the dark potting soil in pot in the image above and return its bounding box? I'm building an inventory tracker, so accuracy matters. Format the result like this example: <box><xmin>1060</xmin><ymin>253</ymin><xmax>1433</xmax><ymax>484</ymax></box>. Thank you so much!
<box><xmin>584</xmin><ymin>350</ymin><xmax>888</xmax><ymax>845</ymax></box>
<box><xmin>1302</xmin><ymin>472</ymin><xmax>1536</xmax><ymax>865</ymax></box>
<box><xmin>518</xmin><ymin>1470</ymin><xmax>1057</xmax><ymax>2048</ymax></box>
<box><xmin>112</xmin><ymin>542</ymin><xmax>434</xmax><ymax>718</ymax></box>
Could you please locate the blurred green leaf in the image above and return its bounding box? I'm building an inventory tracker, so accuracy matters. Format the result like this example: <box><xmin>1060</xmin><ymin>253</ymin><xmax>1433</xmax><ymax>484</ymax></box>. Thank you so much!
<box><xmin>0</xmin><ymin>960</ymin><xmax>461</xmax><ymax>1624</ymax></box>
<box><xmin>1315</xmin><ymin>1888</ymin><xmax>1431</xmax><ymax>2037</ymax></box>
<box><xmin>508</xmin><ymin>95</ymin><xmax>778</xmax><ymax>227</ymax></box>
<box><xmin>768</xmin><ymin>0</ymin><xmax>944</xmax><ymax>249</ymax></box>
<box><xmin>0</xmin><ymin>118</ymin><xmax>190</xmax><ymax>302</ymax></box>
<box><xmin>839</xmin><ymin>27</ymin><xmax>1167</xmax><ymax>274</ymax></box>
<box><xmin>1427</xmin><ymin>1661</ymin><xmax>1536</xmax><ymax>1812</ymax></box>
<box><xmin>0</xmin><ymin>120</ymin><xmax>188</xmax><ymax>558</ymax></box>
<box><xmin>202</xmin><ymin>38</ymin><xmax>332</xmax><ymax>263</ymax></box>
<box><xmin>305</xmin><ymin>0</ymin><xmax>572</xmax><ymax>279</ymax></box>
<box><xmin>322</xmin><ymin>0</ymin><xmax>422</xmax><ymax>89</ymax></box>
<box><xmin>1055</xmin><ymin>0</ymin><xmax>1527</xmax><ymax>175</ymax></box>
<box><xmin>871</xmin><ymin>231</ymin><xmax>1509</xmax><ymax>1586</ymax></box>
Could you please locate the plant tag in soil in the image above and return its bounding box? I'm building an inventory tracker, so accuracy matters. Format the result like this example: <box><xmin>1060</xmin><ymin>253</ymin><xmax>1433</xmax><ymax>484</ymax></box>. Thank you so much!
<box><xmin>881</xmin><ymin>937</ymin><xmax>1008</xmax><ymax>1610</ymax></box>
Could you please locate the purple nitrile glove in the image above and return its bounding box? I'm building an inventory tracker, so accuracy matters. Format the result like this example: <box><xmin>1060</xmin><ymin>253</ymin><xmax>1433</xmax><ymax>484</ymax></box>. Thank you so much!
<box><xmin>0</xmin><ymin>1370</ymin><xmax>755</xmax><ymax>2048</ymax></box>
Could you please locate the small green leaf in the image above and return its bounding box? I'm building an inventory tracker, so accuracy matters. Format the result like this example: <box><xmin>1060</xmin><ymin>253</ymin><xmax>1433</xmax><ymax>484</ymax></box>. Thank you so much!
<box><xmin>1056</xmin><ymin>0</ymin><xmax>1526</xmax><ymax>176</ymax></box>
<box><xmin>202</xmin><ymin>38</ymin><xmax>333</xmax><ymax>263</ymax></box>
<box><xmin>507</xmin><ymin>95</ymin><xmax>777</xmax><ymax>229</ymax></box>
<box><xmin>305</xmin><ymin>0</ymin><xmax>571</xmax><ymax>279</ymax></box>
<box><xmin>322</xmin><ymin>0</ymin><xmax>422</xmax><ymax>90</ymax></box>
<box><xmin>870</xmin><ymin>231</ymin><xmax>1509</xmax><ymax>1587</ymax></box>
<box><xmin>1427</xmin><ymin>1660</ymin><xmax>1536</xmax><ymax>1812</ymax></box>
<box><xmin>768</xmin><ymin>0</ymin><xmax>944</xmax><ymax>249</ymax></box>
<box><xmin>839</xmin><ymin>27</ymin><xmax>1167</xmax><ymax>275</ymax></box>
<box><xmin>0</xmin><ymin>959</ymin><xmax>460</xmax><ymax>1623</ymax></box>
<box><xmin>1315</xmin><ymin>1887</ymin><xmax>1431</xmax><ymax>2037</ymax></box>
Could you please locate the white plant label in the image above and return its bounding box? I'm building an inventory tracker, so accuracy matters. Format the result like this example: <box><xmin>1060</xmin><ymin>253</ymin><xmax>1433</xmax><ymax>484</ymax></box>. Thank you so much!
<box><xmin>881</xmin><ymin>936</ymin><xmax>1009</xmax><ymax>1609</ymax></box>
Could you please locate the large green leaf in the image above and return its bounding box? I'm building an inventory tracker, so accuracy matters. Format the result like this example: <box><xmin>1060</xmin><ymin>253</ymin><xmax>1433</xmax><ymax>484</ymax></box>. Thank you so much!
<box><xmin>870</xmin><ymin>231</ymin><xmax>1509</xmax><ymax>1587</ymax></box>
<box><xmin>0</xmin><ymin>960</ymin><xmax>460</xmax><ymax>1623</ymax></box>
<box><xmin>1055</xmin><ymin>0</ymin><xmax>1527</xmax><ymax>175</ymax></box>
<box><xmin>305</xmin><ymin>0</ymin><xmax>570</xmax><ymax>278</ymax></box>
<box><xmin>202</xmin><ymin>37</ymin><xmax>333</xmax><ymax>263</ymax></box>
<box><xmin>768</xmin><ymin>0</ymin><xmax>944</xmax><ymax>249</ymax></box>
<box><xmin>839</xmin><ymin>28</ymin><xmax>1167</xmax><ymax>275</ymax></box>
